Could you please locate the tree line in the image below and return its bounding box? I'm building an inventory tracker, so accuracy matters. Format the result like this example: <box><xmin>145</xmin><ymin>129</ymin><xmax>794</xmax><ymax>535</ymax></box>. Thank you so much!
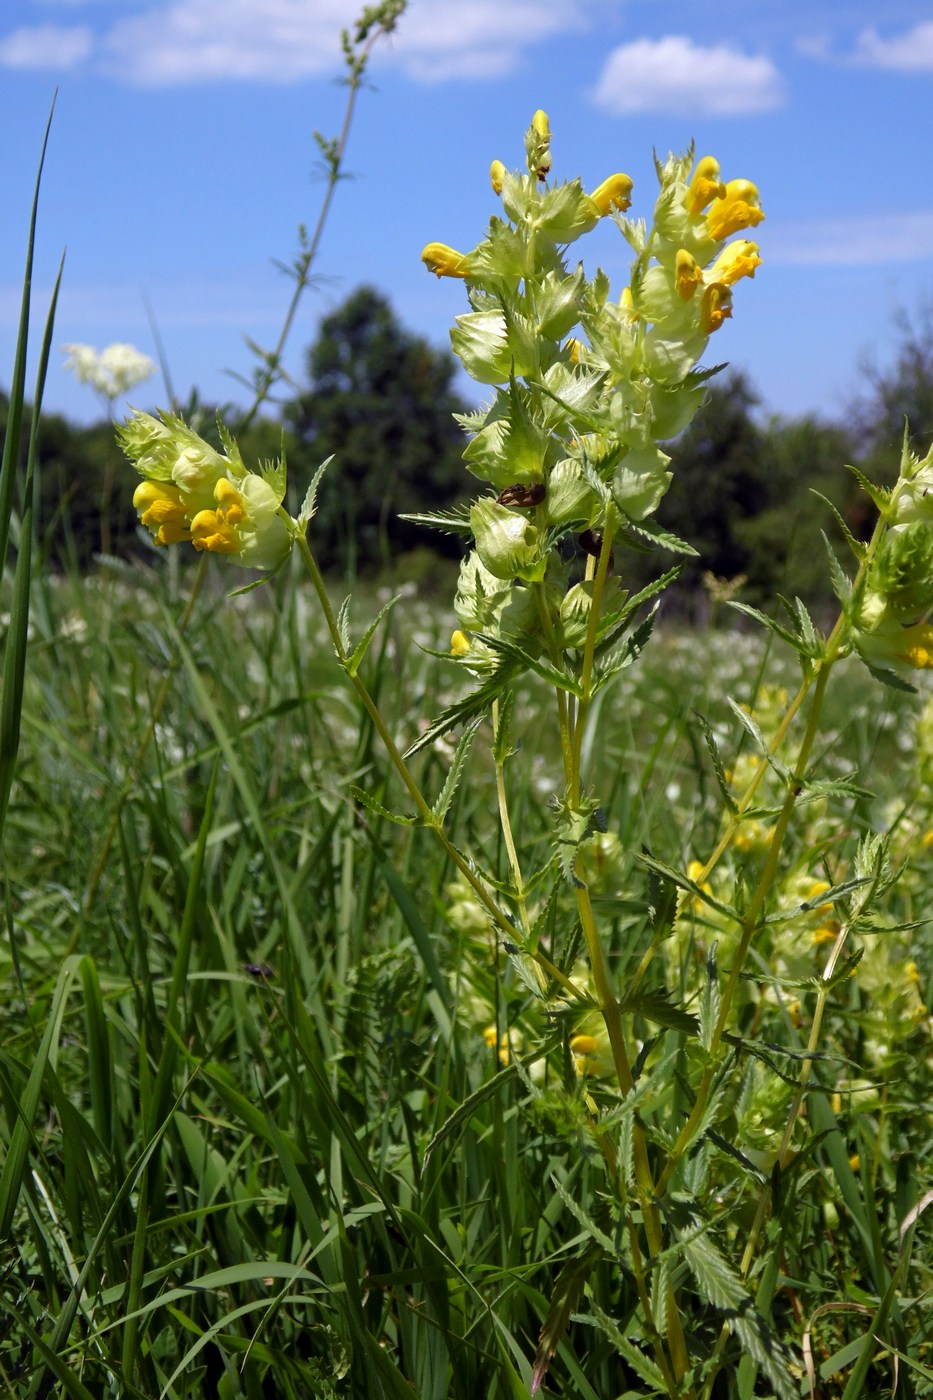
<box><xmin>4</xmin><ymin>287</ymin><xmax>933</xmax><ymax>607</ymax></box>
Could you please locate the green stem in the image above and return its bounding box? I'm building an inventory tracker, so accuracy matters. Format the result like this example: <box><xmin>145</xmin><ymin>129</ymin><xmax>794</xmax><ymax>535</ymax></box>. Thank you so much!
<box><xmin>294</xmin><ymin>533</ymin><xmax>573</xmax><ymax>997</ymax></box>
<box><xmin>236</xmin><ymin>17</ymin><xmax>397</xmax><ymax>433</ymax></box>
<box><xmin>491</xmin><ymin>697</ymin><xmax>530</xmax><ymax>933</ymax></box>
<box><xmin>657</xmin><ymin>638</ymin><xmax>842</xmax><ymax>1200</ymax></box>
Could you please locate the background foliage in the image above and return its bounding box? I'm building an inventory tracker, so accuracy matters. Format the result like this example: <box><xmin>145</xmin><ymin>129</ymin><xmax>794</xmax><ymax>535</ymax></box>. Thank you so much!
<box><xmin>8</xmin><ymin>292</ymin><xmax>933</xmax><ymax>602</ymax></box>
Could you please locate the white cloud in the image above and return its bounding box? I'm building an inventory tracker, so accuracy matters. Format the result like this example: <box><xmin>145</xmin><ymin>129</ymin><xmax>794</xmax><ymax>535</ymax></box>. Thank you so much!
<box><xmin>391</xmin><ymin>1</ymin><xmax>586</xmax><ymax>84</ymax></box>
<box><xmin>767</xmin><ymin>212</ymin><xmax>933</xmax><ymax>267</ymax></box>
<box><xmin>849</xmin><ymin>22</ymin><xmax>933</xmax><ymax>72</ymax></box>
<box><xmin>592</xmin><ymin>35</ymin><xmax>784</xmax><ymax>116</ymax></box>
<box><xmin>0</xmin><ymin>22</ymin><xmax>92</xmax><ymax>70</ymax></box>
<box><xmin>66</xmin><ymin>0</ymin><xmax>586</xmax><ymax>87</ymax></box>
<box><xmin>99</xmin><ymin>0</ymin><xmax>354</xmax><ymax>84</ymax></box>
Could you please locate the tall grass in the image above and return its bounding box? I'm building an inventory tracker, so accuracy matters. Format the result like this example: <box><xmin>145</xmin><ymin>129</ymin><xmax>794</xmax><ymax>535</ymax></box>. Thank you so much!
<box><xmin>0</xmin><ymin>556</ymin><xmax>930</xmax><ymax>1395</ymax></box>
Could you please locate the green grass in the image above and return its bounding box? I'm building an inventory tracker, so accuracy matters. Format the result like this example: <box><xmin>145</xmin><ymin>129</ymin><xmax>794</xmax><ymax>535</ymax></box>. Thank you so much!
<box><xmin>0</xmin><ymin>552</ymin><xmax>929</xmax><ymax>1397</ymax></box>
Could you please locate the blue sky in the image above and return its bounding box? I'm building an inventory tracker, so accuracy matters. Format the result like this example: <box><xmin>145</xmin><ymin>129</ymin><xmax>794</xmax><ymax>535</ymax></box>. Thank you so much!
<box><xmin>1</xmin><ymin>0</ymin><xmax>932</xmax><ymax>436</ymax></box>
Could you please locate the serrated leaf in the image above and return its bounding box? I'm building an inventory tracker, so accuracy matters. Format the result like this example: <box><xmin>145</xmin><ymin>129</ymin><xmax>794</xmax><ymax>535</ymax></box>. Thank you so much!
<box><xmin>259</xmin><ymin>454</ymin><xmax>287</xmax><ymax>503</ymax></box>
<box><xmin>344</xmin><ymin>593</ymin><xmax>401</xmax><ymax>677</ymax></box>
<box><xmin>694</xmin><ymin>710</ymin><xmax>738</xmax><ymax>815</ymax></box>
<box><xmin>846</xmin><ymin>462</ymin><xmax>891</xmax><ymax>513</ymax></box>
<box><xmin>550</xmin><ymin>1178</ymin><xmax>617</xmax><ymax>1255</ymax></box>
<box><xmin>763</xmin><ymin>876</ymin><xmax>868</xmax><ymax>925</ymax></box>
<box><xmin>704</xmin><ymin>1127</ymin><xmax>769</xmax><ymax>1181</ymax></box>
<box><xmin>226</xmin><ymin>571</ymin><xmax>274</xmax><ymax>598</ymax></box>
<box><xmin>216</xmin><ymin>415</ymin><xmax>246</xmax><ymax>472</ymax></box>
<box><xmin>403</xmin><ymin>663</ymin><xmax>517</xmax><ymax>759</ymax></box>
<box><xmin>699</xmin><ymin>944</ymin><xmax>721</xmax><ymax>1053</ymax></box>
<box><xmin>822</xmin><ymin>530</ymin><xmax>854</xmax><ymax>607</ymax></box>
<box><xmin>477</xmin><ymin>631</ymin><xmax>584</xmax><ymax>696</ymax></box>
<box><xmin>594</xmin><ymin>568</ymin><xmax>681</xmax><ymax>655</ymax></box>
<box><xmin>728</xmin><ymin>600</ymin><xmax>824</xmax><ymax>660</ymax></box>
<box><xmin>397</xmin><ymin>504</ymin><xmax>474</xmax><ymax>536</ymax></box>
<box><xmin>857</xmin><ymin>656</ymin><xmax>918</xmax><ymax>693</ymax></box>
<box><xmin>531</xmin><ymin>1246</ymin><xmax>603</xmax><ymax>1396</ymax></box>
<box><xmin>585</xmin><ymin>1304</ymin><xmax>666</xmax><ymax>1393</ymax></box>
<box><xmin>681</xmin><ymin>1231</ymin><xmax>796</xmax><ymax>1399</ymax></box>
<box><xmin>492</xmin><ymin>688</ymin><xmax>516</xmax><ymax>766</ymax></box>
<box><xmin>636</xmin><ymin>852</ymin><xmax>739</xmax><ymax>923</ymax></box>
<box><xmin>349</xmin><ymin>786</ymin><xmax>418</xmax><ymax>827</ymax></box>
<box><xmin>298</xmin><ymin>454</ymin><xmax>333</xmax><ymax>526</ymax></box>
<box><xmin>618</xmin><ymin>986</ymin><xmax>699</xmax><ymax>1036</ymax></box>
<box><xmin>801</xmin><ymin>772</ymin><xmax>874</xmax><ymax>801</ymax></box>
<box><xmin>432</xmin><ymin>718</ymin><xmax>482</xmax><ymax>824</ymax></box>
<box><xmin>726</xmin><ymin>696</ymin><xmax>792</xmax><ymax>784</ymax></box>
<box><xmin>620</xmin><ymin>515</ymin><xmax>699</xmax><ymax>557</ymax></box>
<box><xmin>422</xmin><ymin>1062</ymin><xmax>519</xmax><ymax>1174</ymax></box>
<box><xmin>821</xmin><ymin>946</ymin><xmax>863</xmax><ymax>991</ymax></box>
<box><xmin>812</xmin><ymin>489</ymin><xmax>866</xmax><ymax>560</ymax></box>
<box><xmin>592</xmin><ymin>611</ymin><xmax>657</xmax><ymax>693</ymax></box>
<box><xmin>336</xmin><ymin>596</ymin><xmax>352</xmax><ymax>653</ymax></box>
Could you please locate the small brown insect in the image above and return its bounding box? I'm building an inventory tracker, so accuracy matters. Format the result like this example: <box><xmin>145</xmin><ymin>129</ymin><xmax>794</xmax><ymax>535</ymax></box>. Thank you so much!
<box><xmin>497</xmin><ymin>482</ymin><xmax>546</xmax><ymax>508</ymax></box>
<box><xmin>578</xmin><ymin>529</ymin><xmax>614</xmax><ymax>570</ymax></box>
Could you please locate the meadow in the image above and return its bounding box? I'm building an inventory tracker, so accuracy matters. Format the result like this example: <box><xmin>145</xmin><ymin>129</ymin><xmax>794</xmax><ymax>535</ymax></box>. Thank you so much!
<box><xmin>1</xmin><ymin>10</ymin><xmax>932</xmax><ymax>1396</ymax></box>
<box><xmin>0</xmin><ymin>556</ymin><xmax>929</xmax><ymax>1397</ymax></box>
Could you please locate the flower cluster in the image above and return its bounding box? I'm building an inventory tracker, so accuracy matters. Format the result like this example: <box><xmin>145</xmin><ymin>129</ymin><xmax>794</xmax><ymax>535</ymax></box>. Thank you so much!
<box><xmin>62</xmin><ymin>342</ymin><xmax>155</xmax><ymax>401</ymax></box>
<box><xmin>420</xmin><ymin>112</ymin><xmax>762</xmax><ymax>663</ymax></box>
<box><xmin>118</xmin><ymin>410</ymin><xmax>294</xmax><ymax>571</ymax></box>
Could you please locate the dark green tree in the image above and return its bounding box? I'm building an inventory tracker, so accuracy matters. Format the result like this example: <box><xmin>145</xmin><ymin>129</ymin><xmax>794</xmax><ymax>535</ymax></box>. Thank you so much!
<box><xmin>284</xmin><ymin>286</ymin><xmax>470</xmax><ymax>572</ymax></box>
<box><xmin>649</xmin><ymin>370</ymin><xmax>769</xmax><ymax>598</ymax></box>
<box><xmin>624</xmin><ymin>371</ymin><xmax>856</xmax><ymax>612</ymax></box>
<box><xmin>852</xmin><ymin>305</ymin><xmax>933</xmax><ymax>472</ymax></box>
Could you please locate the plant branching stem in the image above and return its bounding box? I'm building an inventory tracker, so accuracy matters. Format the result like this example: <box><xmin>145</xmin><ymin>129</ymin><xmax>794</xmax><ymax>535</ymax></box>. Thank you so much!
<box><xmin>294</xmin><ymin>534</ymin><xmax>578</xmax><ymax>1002</ymax></box>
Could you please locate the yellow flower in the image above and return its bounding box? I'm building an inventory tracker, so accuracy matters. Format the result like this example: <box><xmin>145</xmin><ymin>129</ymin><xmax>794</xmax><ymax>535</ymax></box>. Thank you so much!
<box><xmin>675</xmin><ymin>249</ymin><xmax>703</xmax><ymax>301</ymax></box>
<box><xmin>450</xmin><ymin>629</ymin><xmax>471</xmax><ymax>656</ymax></box>
<box><xmin>700</xmin><ymin>283</ymin><xmax>733</xmax><ymax>333</ymax></box>
<box><xmin>706</xmin><ymin>239</ymin><xmax>762</xmax><ymax>287</ymax></box>
<box><xmin>687</xmin><ymin>155</ymin><xmax>726</xmax><ymax>216</ymax></box>
<box><xmin>588</xmin><ymin>173</ymin><xmax>633</xmax><ymax>216</ymax></box>
<box><xmin>421</xmin><ymin>242</ymin><xmax>471</xmax><ymax>279</ymax></box>
<box><xmin>706</xmin><ymin>179</ymin><xmax>765</xmax><ymax>241</ymax></box>
<box><xmin>120</xmin><ymin>410</ymin><xmax>293</xmax><ymax>571</ymax></box>
<box><xmin>903</xmin><ymin>625</ymin><xmax>933</xmax><ymax>667</ymax></box>
<box><xmin>490</xmin><ymin>159</ymin><xmax>506</xmax><ymax>195</ymax></box>
<box><xmin>484</xmin><ymin>1024</ymin><xmax>521</xmax><ymax>1066</ymax></box>
<box><xmin>569</xmin><ymin>1030</ymin><xmax>613</xmax><ymax>1077</ymax></box>
<box><xmin>132</xmin><ymin>480</ymin><xmax>191</xmax><ymax>546</ymax></box>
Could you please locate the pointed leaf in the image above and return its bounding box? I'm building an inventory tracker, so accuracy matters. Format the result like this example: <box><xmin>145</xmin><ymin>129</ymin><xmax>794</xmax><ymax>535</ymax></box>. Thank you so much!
<box><xmin>432</xmin><ymin>717</ymin><xmax>482</xmax><ymax>823</ymax></box>
<box><xmin>345</xmin><ymin>592</ymin><xmax>400</xmax><ymax>677</ymax></box>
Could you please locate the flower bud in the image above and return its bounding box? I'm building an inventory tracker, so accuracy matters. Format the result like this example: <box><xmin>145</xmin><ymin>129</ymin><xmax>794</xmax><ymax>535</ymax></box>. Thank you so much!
<box><xmin>674</xmin><ymin>249</ymin><xmax>702</xmax><ymax>301</ymax></box>
<box><xmin>686</xmin><ymin>156</ymin><xmax>726</xmax><ymax>216</ymax></box>
<box><xmin>490</xmin><ymin>159</ymin><xmax>506</xmax><ymax>195</ymax></box>
<box><xmin>700</xmin><ymin>282</ymin><xmax>733</xmax><ymax>334</ymax></box>
<box><xmin>421</xmin><ymin>242</ymin><xmax>472</xmax><ymax>278</ymax></box>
